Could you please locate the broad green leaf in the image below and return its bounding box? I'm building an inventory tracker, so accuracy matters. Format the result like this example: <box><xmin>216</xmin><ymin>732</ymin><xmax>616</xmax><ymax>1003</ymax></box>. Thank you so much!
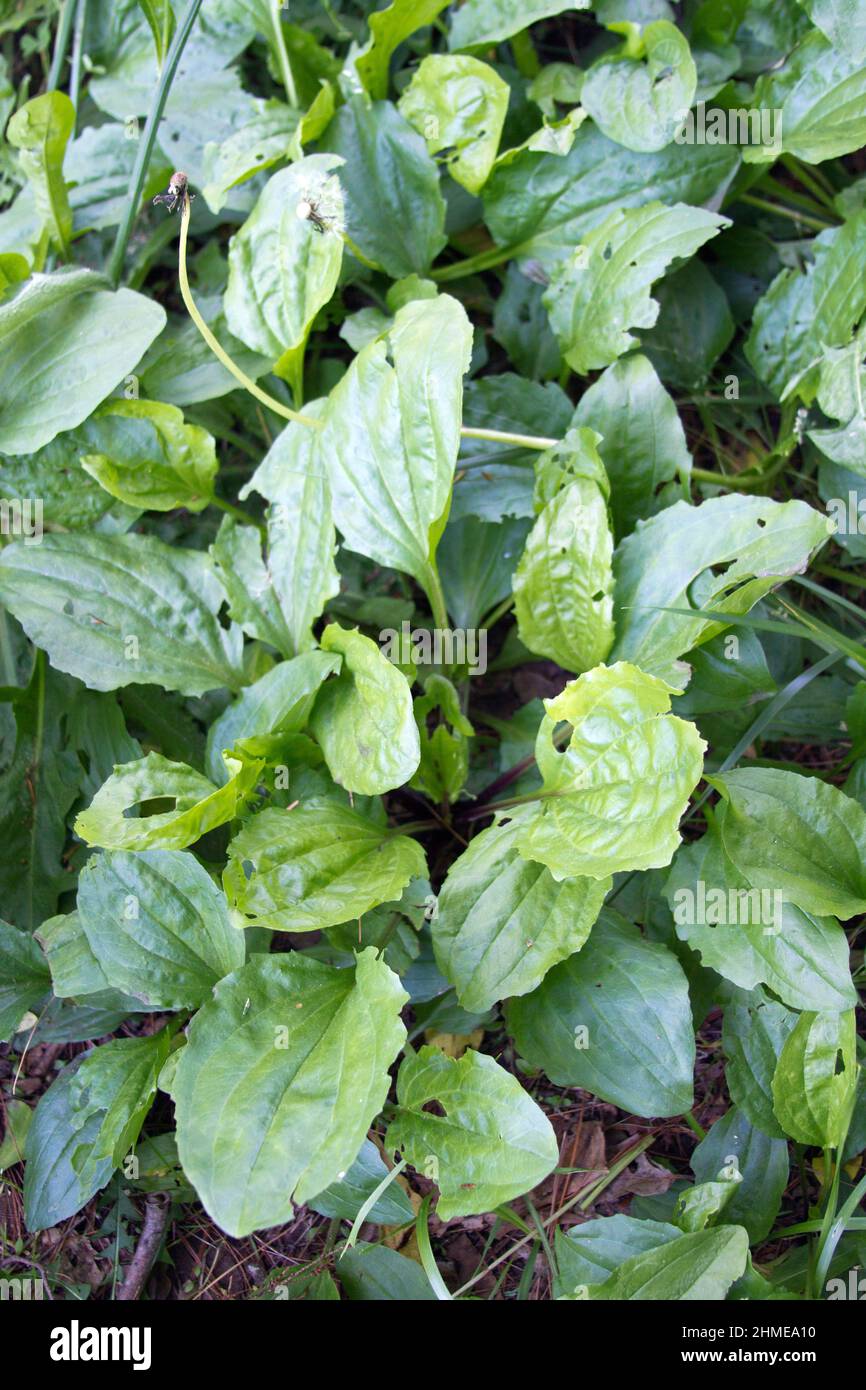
<box><xmin>746</xmin><ymin>217</ymin><xmax>866</xmax><ymax>402</ymax></box>
<box><xmin>206</xmin><ymin>650</ymin><xmax>340</xmax><ymax>784</ymax></box>
<box><xmin>36</xmin><ymin>911</ymin><xmax>145</xmax><ymax>1013</ymax></box>
<box><xmin>6</xmin><ymin>92</ymin><xmax>74</xmax><ymax>256</ymax></box>
<box><xmin>79</xmin><ymin>398</ymin><xmax>218</xmax><ymax>512</ymax></box>
<box><xmin>309</xmin><ymin>1138</ymin><xmax>415</xmax><ymax>1225</ymax></box>
<box><xmin>386</xmin><ymin>1045</ymin><xmax>558</xmax><ymax>1219</ymax></box>
<box><xmin>77</xmin><ymin>850</ymin><xmax>245</xmax><ymax>1010</ymax></box>
<box><xmin>410</xmin><ymin>674</ymin><xmax>473</xmax><ymax>805</ymax></box>
<box><xmin>319</xmin><ymin>98</ymin><xmax>446</xmax><ymax>279</ymax></box>
<box><xmin>0</xmin><ymin>1098</ymin><xmax>32</xmax><ymax>1174</ymax></box>
<box><xmin>587</xmin><ymin>1225</ymin><xmax>749</xmax><ymax>1300</ymax></box>
<box><xmin>772</xmin><ymin>1010</ymin><xmax>858</xmax><ymax>1147</ymax></box>
<box><xmin>202</xmin><ymin>100</ymin><xmax>299</xmax><ymax>214</ymax></box>
<box><xmin>355</xmin><ymin>0</ymin><xmax>451</xmax><ymax>99</ymax></box>
<box><xmin>308</xmin><ymin>624</ymin><xmax>420</xmax><ymax>796</ymax></box>
<box><xmin>0</xmin><ymin>271</ymin><xmax>165</xmax><ymax>454</ymax></box>
<box><xmin>136</xmin><ymin>0</ymin><xmax>175</xmax><ymax>65</ymax></box>
<box><xmin>515</xmin><ymin>663</ymin><xmax>705</xmax><ymax>881</ymax></box>
<box><xmin>398</xmin><ymin>55</ymin><xmax>509</xmax><ymax>195</ymax></box>
<box><xmin>611</xmin><ymin>495</ymin><xmax>833</xmax><ymax>682</ymax></box>
<box><xmin>0</xmin><ymin>666</ymin><xmax>82</xmax><ymax>930</ymax></box>
<box><xmin>722</xmin><ymin>993</ymin><xmax>797</xmax><ymax>1140</ymax></box>
<box><xmin>513</xmin><ymin>473</ymin><xmax>614</xmax><ymax>673</ymax></box>
<box><xmin>0</xmin><ymin>918</ymin><xmax>49</xmax><ymax>1041</ymax></box>
<box><xmin>665</xmin><ymin>814</ymin><xmax>857</xmax><ymax>1012</ymax></box>
<box><xmin>23</xmin><ymin>1059</ymin><xmax>118</xmax><ymax>1231</ymax></box>
<box><xmin>555</xmin><ymin>1215</ymin><xmax>681</xmax><ymax>1297</ymax></box>
<box><xmin>223</xmin><ymin>799</ymin><xmax>426</xmax><ymax>931</ymax></box>
<box><xmin>234</xmin><ymin>404</ymin><xmax>340</xmax><ymax>656</ymax></box>
<box><xmin>744</xmin><ymin>30</ymin><xmax>866</xmax><ymax>164</ymax></box>
<box><xmin>573</xmin><ymin>352</ymin><xmax>691</xmax><ymax>539</ymax></box>
<box><xmin>0</xmin><ymin>533</ymin><xmax>244</xmax><ymax>695</ymax></box>
<box><xmin>543</xmin><ymin>202</ymin><xmax>727</xmax><ymax>374</ymax></box>
<box><xmin>337</xmin><ymin>1242</ymin><xmax>437</xmax><ymax>1301</ymax></box>
<box><xmin>795</xmin><ymin>0</ymin><xmax>866</xmax><ymax>57</ymax></box>
<box><xmin>224</xmin><ymin>156</ymin><xmax>344</xmax><ymax>388</ymax></box>
<box><xmin>709</xmin><ymin>766</ymin><xmax>866</xmax><ymax>919</ymax></box>
<box><xmin>24</xmin><ymin>1032</ymin><xmax>168</xmax><ymax>1230</ymax></box>
<box><xmin>433</xmin><ymin>813</ymin><xmax>608</xmax><ymax>1013</ymax></box>
<box><xmin>506</xmin><ymin>909</ymin><xmax>695</xmax><ymax>1117</ymax></box>
<box><xmin>438</xmin><ymin>515</ymin><xmax>530</xmax><ymax>625</ymax></box>
<box><xmin>491</xmin><ymin>264</ymin><xmax>562</xmax><ymax>382</ymax></box>
<box><xmin>323</xmin><ymin>293</ymin><xmax>472</xmax><ymax>601</ymax></box>
<box><xmin>449</xmin><ymin>0</ymin><xmax>589</xmax><ymax>48</ymax></box>
<box><xmin>691</xmin><ymin>1108</ymin><xmax>790</xmax><ymax>1244</ymax></box>
<box><xmin>75</xmin><ymin>750</ymin><xmax>261</xmax><ymax>851</ymax></box>
<box><xmin>174</xmin><ymin>949</ymin><xmax>408</xmax><ymax>1237</ymax></box>
<box><xmin>674</xmin><ymin>1164</ymin><xmax>741</xmax><ymax>1234</ymax></box>
<box><xmin>582</xmin><ymin>20</ymin><xmax>697</xmax><ymax>153</ymax></box>
<box><xmin>68</xmin><ymin>1030</ymin><xmax>171</xmax><ymax>1166</ymax></box>
<box><xmin>483</xmin><ymin>123</ymin><xmax>738</xmax><ymax>269</ymax></box>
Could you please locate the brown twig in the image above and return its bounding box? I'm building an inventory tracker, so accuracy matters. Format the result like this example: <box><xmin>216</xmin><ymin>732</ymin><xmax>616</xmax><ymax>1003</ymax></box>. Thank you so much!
<box><xmin>117</xmin><ymin>1195</ymin><xmax>171</xmax><ymax>1301</ymax></box>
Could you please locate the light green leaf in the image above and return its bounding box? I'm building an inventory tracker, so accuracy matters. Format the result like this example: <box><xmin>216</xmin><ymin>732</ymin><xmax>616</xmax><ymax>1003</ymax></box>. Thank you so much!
<box><xmin>224</xmin><ymin>799</ymin><xmax>426</xmax><ymax>931</ymax></box>
<box><xmin>0</xmin><ymin>1098</ymin><xmax>32</xmax><ymax>1174</ymax></box>
<box><xmin>136</xmin><ymin>0</ymin><xmax>175</xmax><ymax>65</ymax></box>
<box><xmin>506</xmin><ymin>909</ymin><xmax>695</xmax><ymax>1117</ymax></box>
<box><xmin>206</xmin><ymin>650</ymin><xmax>340</xmax><ymax>783</ymax></box>
<box><xmin>398</xmin><ymin>55</ymin><xmax>509</xmax><ymax>195</ymax></box>
<box><xmin>0</xmin><ymin>918</ymin><xmax>50</xmax><ymax>1042</ymax></box>
<box><xmin>77</xmin><ymin>850</ymin><xmax>245</xmax><ymax>1011</ymax></box>
<box><xmin>24</xmin><ymin>1033</ymin><xmax>167</xmax><ymax>1230</ymax></box>
<box><xmin>0</xmin><ymin>270</ymin><xmax>166</xmax><ymax>454</ymax></box>
<box><xmin>709</xmin><ymin>766</ymin><xmax>866</xmax><ymax>919</ymax></box>
<box><xmin>224</xmin><ymin>156</ymin><xmax>343</xmax><ymax>387</ymax></box>
<box><xmin>233</xmin><ymin>404</ymin><xmax>340</xmax><ymax>656</ymax></box>
<box><xmin>322</xmin><ymin>293</ymin><xmax>470</xmax><ymax>601</ymax></box>
<box><xmin>795</xmin><ymin>0</ymin><xmax>866</xmax><ymax>57</ymax></box>
<box><xmin>75</xmin><ymin>750</ymin><xmax>262</xmax><ymax>851</ymax></box>
<box><xmin>573</xmin><ymin>352</ymin><xmax>691</xmax><ymax>539</ymax></box>
<box><xmin>515</xmin><ymin>662</ymin><xmax>705</xmax><ymax>881</ymax></box>
<box><xmin>410</xmin><ymin>674</ymin><xmax>473</xmax><ymax>805</ymax></box>
<box><xmin>79</xmin><ymin>398</ymin><xmax>218</xmax><ymax>512</ymax></box>
<box><xmin>386</xmin><ymin>1044</ymin><xmax>558</xmax><ymax>1219</ymax></box>
<box><xmin>319</xmin><ymin>97</ymin><xmax>446</xmax><ymax>279</ymax></box>
<box><xmin>554</xmin><ymin>1214</ymin><xmax>681</xmax><ymax>1296</ymax></box>
<box><xmin>744</xmin><ymin>30</ymin><xmax>866</xmax><ymax>164</ymax></box>
<box><xmin>0</xmin><ymin>533</ymin><xmax>244</xmax><ymax>695</ymax></box>
<box><xmin>772</xmin><ymin>1010</ymin><xmax>858</xmax><ymax>1147</ymax></box>
<box><xmin>355</xmin><ymin>0</ymin><xmax>451</xmax><ymax>99</ymax></box>
<box><xmin>665</xmin><ymin>815</ymin><xmax>857</xmax><ymax>1012</ymax></box>
<box><xmin>582</xmin><ymin>20</ymin><xmax>697</xmax><ymax>153</ymax></box>
<box><xmin>543</xmin><ymin>202</ymin><xmax>727</xmax><ymax>374</ymax></box>
<box><xmin>68</xmin><ymin>1030</ymin><xmax>171</xmax><ymax>1166</ymax></box>
<box><xmin>483</xmin><ymin>123</ymin><xmax>737</xmax><ymax>269</ymax></box>
<box><xmin>433</xmin><ymin>813</ymin><xmax>608</xmax><ymax>1013</ymax></box>
<box><xmin>202</xmin><ymin>100</ymin><xmax>299</xmax><ymax>214</ymax></box>
<box><xmin>174</xmin><ymin>949</ymin><xmax>408</xmax><ymax>1237</ymax></box>
<box><xmin>723</xmin><ymin>993</ymin><xmax>798</xmax><ymax>1140</ymax></box>
<box><xmin>6</xmin><ymin>92</ymin><xmax>74</xmax><ymax>256</ymax></box>
<box><xmin>449</xmin><ymin>0</ymin><xmax>589</xmax><ymax>48</ymax></box>
<box><xmin>513</xmin><ymin>469</ymin><xmax>614</xmax><ymax>673</ymax></box>
<box><xmin>674</xmin><ymin>1165</ymin><xmax>741</xmax><ymax>1234</ymax></box>
<box><xmin>310</xmin><ymin>624</ymin><xmax>420</xmax><ymax>795</ymax></box>
<box><xmin>588</xmin><ymin>1225</ymin><xmax>749</xmax><ymax>1300</ymax></box>
<box><xmin>36</xmin><ymin>911</ymin><xmax>145</xmax><ymax>1013</ymax></box>
<box><xmin>611</xmin><ymin>495</ymin><xmax>833</xmax><ymax>682</ymax></box>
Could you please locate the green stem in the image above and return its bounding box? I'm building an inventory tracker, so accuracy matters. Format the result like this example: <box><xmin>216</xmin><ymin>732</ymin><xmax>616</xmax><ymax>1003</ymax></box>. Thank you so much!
<box><xmin>0</xmin><ymin>609</ymin><xmax>17</xmax><ymax>686</ymax></box>
<box><xmin>682</xmin><ymin>1110</ymin><xmax>707</xmax><ymax>1141</ymax></box>
<box><xmin>422</xmin><ymin>560</ymin><xmax>449</xmax><ymax>632</ymax></box>
<box><xmin>47</xmin><ymin>0</ymin><xmax>76</xmax><ymax>90</ymax></box>
<box><xmin>269</xmin><ymin>0</ymin><xmax>297</xmax><ymax>107</ymax></box>
<box><xmin>738</xmin><ymin>193</ymin><xmax>833</xmax><ymax>233</ymax></box>
<box><xmin>69</xmin><ymin>0</ymin><xmax>87</xmax><ymax>132</ymax></box>
<box><xmin>481</xmin><ymin>594</ymin><xmax>515</xmax><ymax>630</ymax></box>
<box><xmin>208</xmin><ymin>494</ymin><xmax>266</xmax><ymax>534</ymax></box>
<box><xmin>430</xmin><ymin>241</ymin><xmax>525</xmax><ymax>283</ymax></box>
<box><xmin>461</xmin><ymin>425</ymin><xmax>557</xmax><ymax>450</ymax></box>
<box><xmin>106</xmin><ymin>0</ymin><xmax>205</xmax><ymax>286</ymax></box>
<box><xmin>779</xmin><ymin>154</ymin><xmax>839</xmax><ymax>213</ymax></box>
<box><xmin>176</xmin><ymin>193</ymin><xmax>320</xmax><ymax>428</ymax></box>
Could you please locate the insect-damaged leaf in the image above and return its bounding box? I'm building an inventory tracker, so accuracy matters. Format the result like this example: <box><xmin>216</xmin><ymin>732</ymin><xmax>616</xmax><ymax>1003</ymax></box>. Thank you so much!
<box><xmin>386</xmin><ymin>1044</ymin><xmax>558</xmax><ymax>1219</ymax></box>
